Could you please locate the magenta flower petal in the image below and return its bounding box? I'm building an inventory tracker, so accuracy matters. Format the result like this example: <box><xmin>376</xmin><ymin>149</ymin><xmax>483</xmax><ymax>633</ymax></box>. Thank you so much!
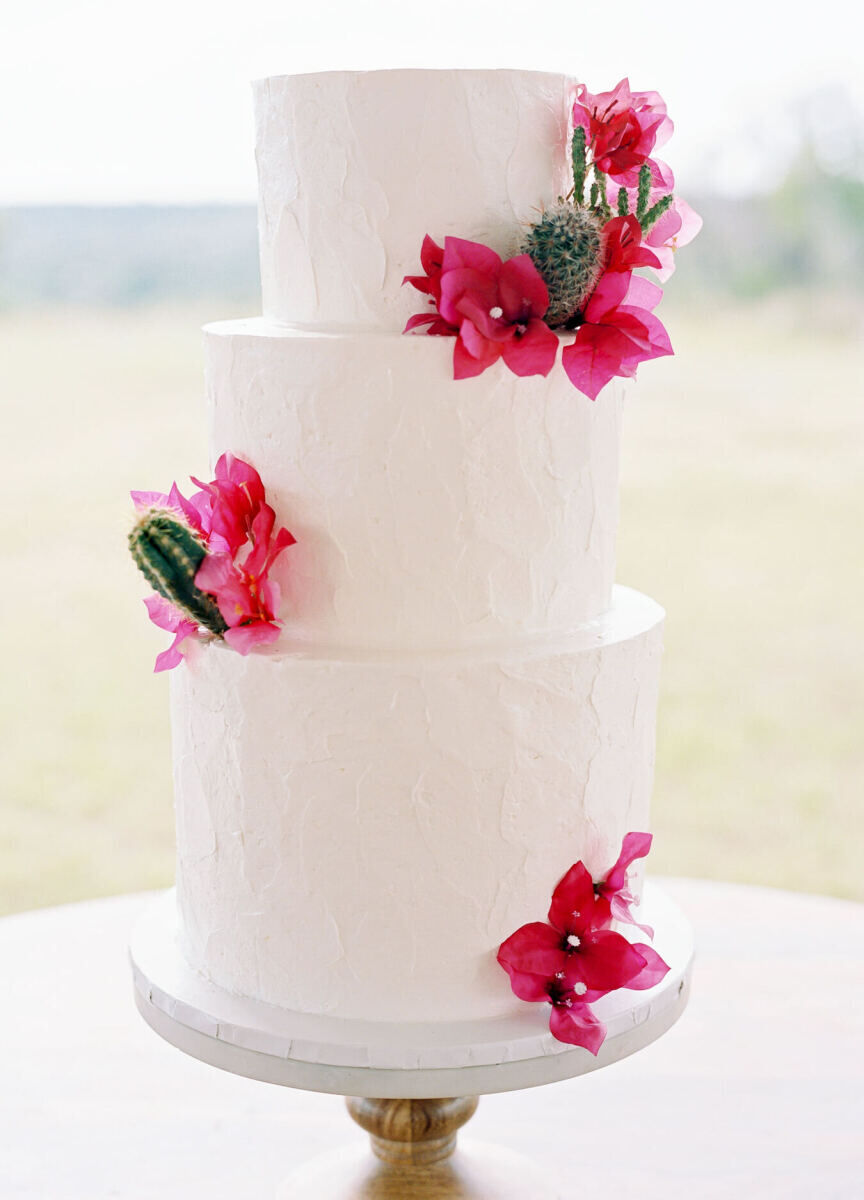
<box><xmin>131</xmin><ymin>490</ymin><xmax>171</xmax><ymax>511</ymax></box>
<box><xmin>497</xmin><ymin>255</ymin><xmax>550</xmax><ymax>322</ymax></box>
<box><xmin>497</xmin><ymin>921</ymin><xmax>566</xmax><ymax>980</ymax></box>
<box><xmin>403</xmin><ymin>234</ymin><xmax>446</xmax><ymax>299</ymax></box>
<box><xmin>501</xmin><ymin>319</ymin><xmax>558</xmax><ymax>378</ymax></box>
<box><xmin>453</xmin><ymin>328</ymin><xmax>501</xmax><ymax>379</ymax></box>
<box><xmin>166</xmin><ymin>483</ymin><xmax>207</xmax><ymax>535</ymax></box>
<box><xmin>604</xmin><ymin>832</ymin><xmax>653</xmax><ymax>894</ymax></box>
<box><xmin>603</xmin><ymin>215</ymin><xmax>663</xmax><ymax>274</ymax></box>
<box><xmin>548</xmin><ymin>862</ymin><xmax>597</xmax><ymax>935</ymax></box>
<box><xmin>617</xmin><ymin>308</ymin><xmax>674</xmax><ymax>361</ymax></box>
<box><xmin>621</xmin><ymin>274</ymin><xmax>663</xmax><ymax>313</ymax></box>
<box><xmin>501</xmin><ymin>969</ymin><xmax>556</xmax><ymax>1005</ymax></box>
<box><xmin>548</xmin><ymin>1003</ymin><xmax>606</xmax><ymax>1055</ymax></box>
<box><xmin>194</xmin><ymin>552</ymin><xmax>235</xmax><ymax>597</ymax></box>
<box><xmin>224</xmin><ymin>621</ymin><xmax>281</xmax><ymax>654</ymax></box>
<box><xmin>143</xmin><ymin>596</ymin><xmax>197</xmax><ymax>672</ymax></box>
<box><xmin>572</xmin><ymin>929</ymin><xmax>647</xmax><ymax>992</ymax></box>
<box><xmin>624</xmin><ymin>943</ymin><xmax>670</xmax><ymax>990</ymax></box>
<box><xmin>153</xmin><ymin>630</ymin><xmax>195</xmax><ymax>673</ymax></box>
<box><xmin>439</xmin><ymin>267</ymin><xmax>500</xmax><ymax>331</ymax></box>
<box><xmin>403</xmin><ymin>312</ymin><xmax>456</xmax><ymax>336</ymax></box>
<box><xmin>215</xmin><ymin>452</ymin><xmax>266</xmax><ymax>507</ymax></box>
<box><xmin>262</xmin><ymin>525</ymin><xmax>297</xmax><ymax>576</ymax></box>
<box><xmin>562</xmin><ymin>325</ymin><xmax>639</xmax><ymax>400</ymax></box>
<box><xmin>583</xmin><ymin>270</ymin><xmax>632</xmax><ymax>323</ymax></box>
<box><xmin>609</xmin><ymin>892</ymin><xmax>655</xmax><ymax>938</ymax></box>
<box><xmin>441</xmin><ymin>236</ymin><xmax>503</xmax><ymax>276</ymax></box>
<box><xmin>143</xmin><ymin>593</ymin><xmax>188</xmax><ymax>633</ymax></box>
<box><xmin>242</xmin><ymin>504</ymin><xmax>277</xmax><ymax>578</ymax></box>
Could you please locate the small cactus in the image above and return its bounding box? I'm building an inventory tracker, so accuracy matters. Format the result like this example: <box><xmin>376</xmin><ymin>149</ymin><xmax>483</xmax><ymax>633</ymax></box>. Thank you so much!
<box><xmin>129</xmin><ymin>509</ymin><xmax>227</xmax><ymax>635</ymax></box>
<box><xmin>522</xmin><ymin>203</ymin><xmax>605</xmax><ymax>326</ymax></box>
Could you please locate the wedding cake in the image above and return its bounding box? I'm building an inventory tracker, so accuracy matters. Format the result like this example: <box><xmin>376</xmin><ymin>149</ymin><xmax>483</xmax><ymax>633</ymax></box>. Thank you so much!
<box><xmin>133</xmin><ymin>69</ymin><xmax>699</xmax><ymax>1049</ymax></box>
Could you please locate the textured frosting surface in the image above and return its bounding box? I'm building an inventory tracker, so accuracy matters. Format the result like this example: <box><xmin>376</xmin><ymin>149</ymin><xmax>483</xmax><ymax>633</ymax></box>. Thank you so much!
<box><xmin>173</xmin><ymin>587</ymin><xmax>664</xmax><ymax>1023</ymax></box>
<box><xmin>254</xmin><ymin>69</ymin><xmax>573</xmax><ymax>327</ymax></box>
<box><xmin>204</xmin><ymin>320</ymin><xmax>623</xmax><ymax>649</ymax></box>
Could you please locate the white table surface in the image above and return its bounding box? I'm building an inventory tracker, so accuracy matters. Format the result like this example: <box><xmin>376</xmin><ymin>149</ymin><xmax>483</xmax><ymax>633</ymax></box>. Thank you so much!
<box><xmin>1</xmin><ymin>878</ymin><xmax>862</xmax><ymax>1199</ymax></box>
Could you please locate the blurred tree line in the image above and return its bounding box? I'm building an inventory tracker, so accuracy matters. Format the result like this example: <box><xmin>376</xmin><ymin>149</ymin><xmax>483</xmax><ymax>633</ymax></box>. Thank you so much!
<box><xmin>1</xmin><ymin>146</ymin><xmax>862</xmax><ymax>312</ymax></box>
<box><xmin>673</xmin><ymin>145</ymin><xmax>864</xmax><ymax>304</ymax></box>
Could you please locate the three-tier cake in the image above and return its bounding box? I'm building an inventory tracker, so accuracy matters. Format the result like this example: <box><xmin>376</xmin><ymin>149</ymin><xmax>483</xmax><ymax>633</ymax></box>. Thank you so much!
<box><xmin>168</xmin><ymin>69</ymin><xmax>666</xmax><ymax>1029</ymax></box>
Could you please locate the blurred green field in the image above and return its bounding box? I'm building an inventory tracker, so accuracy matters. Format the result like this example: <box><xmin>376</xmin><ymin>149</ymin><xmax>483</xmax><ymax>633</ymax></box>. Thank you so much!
<box><xmin>2</xmin><ymin>303</ymin><xmax>863</xmax><ymax>914</ymax></box>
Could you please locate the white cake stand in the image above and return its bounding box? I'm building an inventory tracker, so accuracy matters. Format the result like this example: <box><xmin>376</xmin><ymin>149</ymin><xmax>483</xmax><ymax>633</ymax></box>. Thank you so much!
<box><xmin>131</xmin><ymin>882</ymin><xmax>693</xmax><ymax>1198</ymax></box>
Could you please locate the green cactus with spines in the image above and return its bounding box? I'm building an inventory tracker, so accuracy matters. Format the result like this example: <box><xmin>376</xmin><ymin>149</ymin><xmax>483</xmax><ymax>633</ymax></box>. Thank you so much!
<box><xmin>636</xmin><ymin>164</ymin><xmax>652</xmax><ymax>222</ymax></box>
<box><xmin>571</xmin><ymin>125</ymin><xmax>587</xmax><ymax>204</ymax></box>
<box><xmin>641</xmin><ymin>192</ymin><xmax>674</xmax><ymax>233</ymax></box>
<box><xmin>522</xmin><ymin>202</ymin><xmax>604</xmax><ymax>327</ymax></box>
<box><xmin>129</xmin><ymin>509</ymin><xmax>227</xmax><ymax>635</ymax></box>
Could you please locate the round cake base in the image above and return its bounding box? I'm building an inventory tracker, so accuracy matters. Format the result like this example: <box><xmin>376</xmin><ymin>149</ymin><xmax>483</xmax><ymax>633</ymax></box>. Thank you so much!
<box><xmin>130</xmin><ymin>881</ymin><xmax>693</xmax><ymax>1099</ymax></box>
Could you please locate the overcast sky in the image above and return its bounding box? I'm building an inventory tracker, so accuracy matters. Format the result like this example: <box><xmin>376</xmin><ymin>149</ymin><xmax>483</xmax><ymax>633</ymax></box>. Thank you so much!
<box><xmin>2</xmin><ymin>0</ymin><xmax>862</xmax><ymax>204</ymax></box>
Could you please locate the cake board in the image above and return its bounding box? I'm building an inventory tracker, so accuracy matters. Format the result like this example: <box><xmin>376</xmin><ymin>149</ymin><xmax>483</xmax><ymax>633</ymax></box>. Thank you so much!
<box><xmin>131</xmin><ymin>882</ymin><xmax>693</xmax><ymax>1197</ymax></box>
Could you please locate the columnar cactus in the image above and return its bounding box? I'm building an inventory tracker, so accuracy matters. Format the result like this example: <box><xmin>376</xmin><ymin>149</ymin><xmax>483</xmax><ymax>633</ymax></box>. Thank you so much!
<box><xmin>522</xmin><ymin>203</ymin><xmax>605</xmax><ymax>326</ymax></box>
<box><xmin>128</xmin><ymin>509</ymin><xmax>227</xmax><ymax>635</ymax></box>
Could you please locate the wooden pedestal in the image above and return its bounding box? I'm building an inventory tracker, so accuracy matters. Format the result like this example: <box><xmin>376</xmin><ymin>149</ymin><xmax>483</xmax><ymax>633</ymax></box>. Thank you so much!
<box><xmin>278</xmin><ymin>1096</ymin><xmax>564</xmax><ymax>1198</ymax></box>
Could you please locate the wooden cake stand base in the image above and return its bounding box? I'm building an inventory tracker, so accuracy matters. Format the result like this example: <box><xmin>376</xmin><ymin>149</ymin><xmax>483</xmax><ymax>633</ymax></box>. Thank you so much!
<box><xmin>279</xmin><ymin>1097</ymin><xmax>562</xmax><ymax>1198</ymax></box>
<box><xmin>131</xmin><ymin>883</ymin><xmax>693</xmax><ymax>1197</ymax></box>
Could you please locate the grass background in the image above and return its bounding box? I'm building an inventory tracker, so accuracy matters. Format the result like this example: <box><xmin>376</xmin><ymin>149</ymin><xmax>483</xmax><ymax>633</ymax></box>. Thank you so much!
<box><xmin>3</xmin><ymin>301</ymin><xmax>862</xmax><ymax>913</ymax></box>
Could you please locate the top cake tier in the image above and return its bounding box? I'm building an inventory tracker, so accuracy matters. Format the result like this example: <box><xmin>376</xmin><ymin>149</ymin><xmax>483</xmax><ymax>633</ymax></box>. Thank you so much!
<box><xmin>254</xmin><ymin>69</ymin><xmax>573</xmax><ymax>327</ymax></box>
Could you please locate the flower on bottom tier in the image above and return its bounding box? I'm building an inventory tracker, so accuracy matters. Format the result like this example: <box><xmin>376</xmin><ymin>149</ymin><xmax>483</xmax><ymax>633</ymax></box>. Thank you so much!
<box><xmin>497</xmin><ymin>844</ymin><xmax>670</xmax><ymax>1053</ymax></box>
<box><xmin>592</xmin><ymin>831</ymin><xmax>656</xmax><ymax>936</ymax></box>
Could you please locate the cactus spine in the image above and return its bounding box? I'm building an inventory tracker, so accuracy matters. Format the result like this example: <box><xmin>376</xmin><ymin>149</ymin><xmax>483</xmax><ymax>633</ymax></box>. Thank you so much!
<box><xmin>129</xmin><ymin>509</ymin><xmax>227</xmax><ymax>635</ymax></box>
<box><xmin>522</xmin><ymin>203</ymin><xmax>604</xmax><ymax>326</ymax></box>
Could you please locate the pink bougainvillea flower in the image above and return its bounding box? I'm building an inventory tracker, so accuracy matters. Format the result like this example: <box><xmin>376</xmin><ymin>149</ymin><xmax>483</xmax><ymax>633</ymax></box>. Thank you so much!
<box><xmin>604</xmin><ymin>185</ymin><xmax>701</xmax><ymax>283</ymax></box>
<box><xmin>131</xmin><ymin>483</ymin><xmax>211</xmax><ymax>537</ymax></box>
<box><xmin>561</xmin><ymin>269</ymin><xmax>673</xmax><ymax>400</ymax></box>
<box><xmin>574</xmin><ymin>78</ymin><xmax>673</xmax><ymax>187</ymax></box>
<box><xmin>436</xmin><ymin>238</ymin><xmax>559</xmax><ymax>379</ymax></box>
<box><xmin>644</xmin><ymin>197</ymin><xmax>702</xmax><ymax>283</ymax></box>
<box><xmin>403</xmin><ymin>235</ymin><xmax>446</xmax><ymax>305</ymax></box>
<box><xmin>497</xmin><ymin>851</ymin><xmax>670</xmax><ymax>1053</ymax></box>
<box><xmin>592</xmin><ymin>832</ymin><xmax>656</xmax><ymax>936</ymax></box>
<box><xmin>499</xmin><ymin>862</ymin><xmax>648</xmax><ymax>992</ymax></box>
<box><xmin>403</xmin><ymin>236</ymin><xmax>558</xmax><ymax>379</ymax></box>
<box><xmin>603</xmin><ymin>215</ymin><xmax>663</xmax><ymax>274</ymax></box>
<box><xmin>194</xmin><ymin>499</ymin><xmax>295</xmax><ymax>656</ymax></box>
<box><xmin>133</xmin><ymin>455</ymin><xmax>296</xmax><ymax>666</ymax></box>
<box><xmin>190</xmin><ymin>453</ymin><xmax>271</xmax><ymax>557</ymax></box>
<box><xmin>142</xmin><ymin>594</ymin><xmax>198</xmax><ymax>673</ymax></box>
<box><xmin>403</xmin><ymin>236</ymin><xmax>458</xmax><ymax>336</ymax></box>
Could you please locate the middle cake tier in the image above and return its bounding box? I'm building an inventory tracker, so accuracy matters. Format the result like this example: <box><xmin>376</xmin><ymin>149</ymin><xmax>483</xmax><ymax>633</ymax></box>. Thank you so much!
<box><xmin>204</xmin><ymin>319</ymin><xmax>623</xmax><ymax>649</ymax></box>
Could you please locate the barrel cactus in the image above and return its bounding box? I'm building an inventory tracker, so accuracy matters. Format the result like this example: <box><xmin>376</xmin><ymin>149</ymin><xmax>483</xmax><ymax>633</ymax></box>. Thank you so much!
<box><xmin>128</xmin><ymin>509</ymin><xmax>227</xmax><ymax>636</ymax></box>
<box><xmin>522</xmin><ymin>203</ymin><xmax>605</xmax><ymax>326</ymax></box>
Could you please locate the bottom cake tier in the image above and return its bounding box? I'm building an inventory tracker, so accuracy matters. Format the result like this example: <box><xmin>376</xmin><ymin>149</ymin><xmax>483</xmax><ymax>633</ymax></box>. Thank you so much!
<box><xmin>171</xmin><ymin>586</ymin><xmax>664</xmax><ymax>1024</ymax></box>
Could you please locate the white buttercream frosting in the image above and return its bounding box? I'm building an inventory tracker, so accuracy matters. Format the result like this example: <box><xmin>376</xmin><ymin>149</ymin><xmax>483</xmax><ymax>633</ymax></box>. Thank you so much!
<box><xmin>173</xmin><ymin>587</ymin><xmax>664</xmax><ymax>1023</ymax></box>
<box><xmin>203</xmin><ymin>320</ymin><xmax>622</xmax><ymax>649</ymax></box>
<box><xmin>253</xmin><ymin>69</ymin><xmax>574</xmax><ymax>327</ymax></box>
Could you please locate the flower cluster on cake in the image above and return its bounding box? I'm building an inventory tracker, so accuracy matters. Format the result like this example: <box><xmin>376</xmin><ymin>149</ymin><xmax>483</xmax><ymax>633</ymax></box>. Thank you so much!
<box><xmin>129</xmin><ymin>454</ymin><xmax>295</xmax><ymax>671</ymax></box>
<box><xmin>498</xmin><ymin>833</ymin><xmax>669</xmax><ymax>1052</ymax></box>
<box><xmin>404</xmin><ymin>78</ymin><xmax>700</xmax><ymax>399</ymax></box>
